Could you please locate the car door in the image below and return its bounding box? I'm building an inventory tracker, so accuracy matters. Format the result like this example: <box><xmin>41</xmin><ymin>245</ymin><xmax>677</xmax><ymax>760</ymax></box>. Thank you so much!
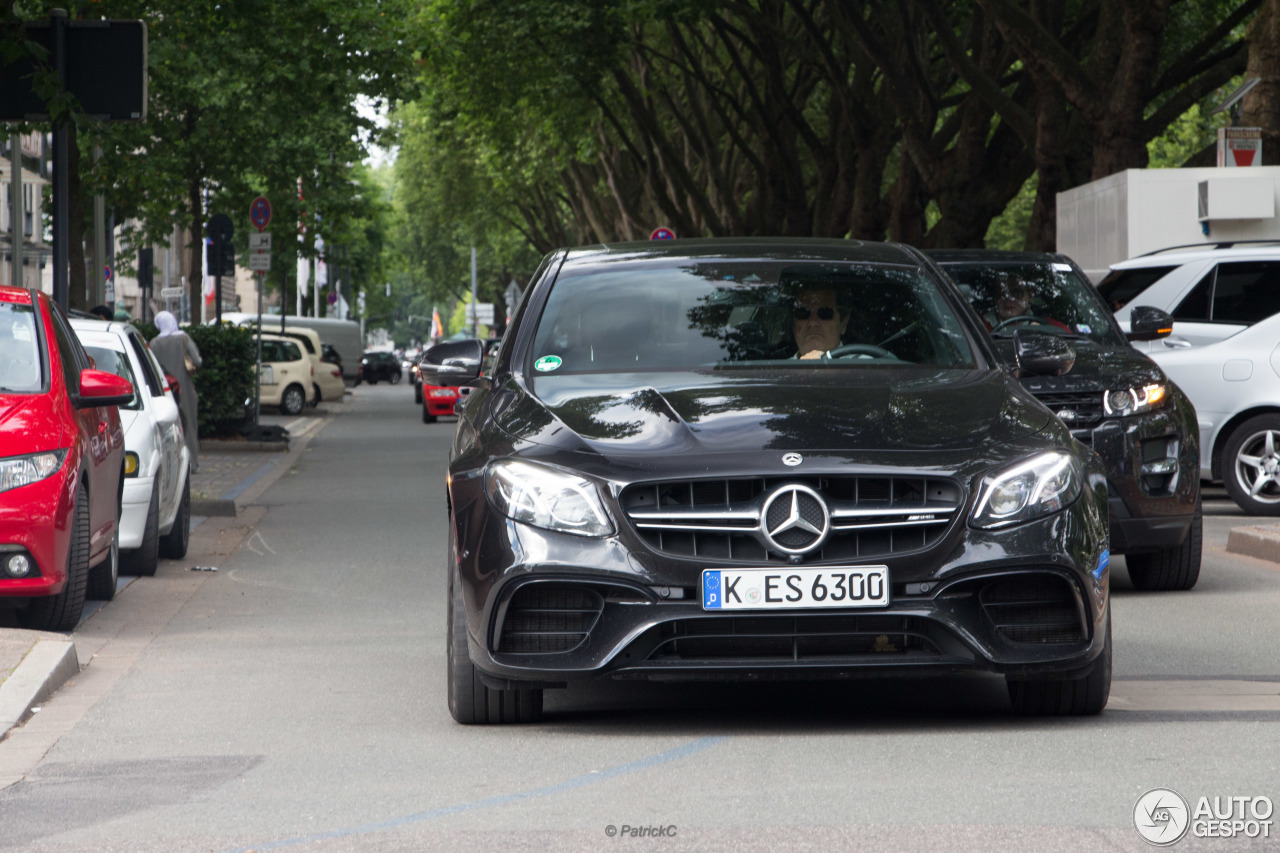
<box><xmin>127</xmin><ymin>329</ymin><xmax>184</xmax><ymax>513</ymax></box>
<box><xmin>1160</xmin><ymin>260</ymin><xmax>1280</xmax><ymax>351</ymax></box>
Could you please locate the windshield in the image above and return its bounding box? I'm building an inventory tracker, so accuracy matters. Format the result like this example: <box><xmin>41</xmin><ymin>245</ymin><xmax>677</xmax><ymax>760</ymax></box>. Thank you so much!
<box><xmin>83</xmin><ymin>345</ymin><xmax>141</xmax><ymax>410</ymax></box>
<box><xmin>529</xmin><ymin>260</ymin><xmax>976</xmax><ymax>373</ymax></box>
<box><xmin>941</xmin><ymin>261</ymin><xmax>1123</xmax><ymax>344</ymax></box>
<box><xmin>0</xmin><ymin>301</ymin><xmax>43</xmax><ymax>393</ymax></box>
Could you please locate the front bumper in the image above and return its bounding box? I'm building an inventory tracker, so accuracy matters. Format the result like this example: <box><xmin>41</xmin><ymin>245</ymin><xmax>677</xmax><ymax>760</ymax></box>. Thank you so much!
<box><xmin>1072</xmin><ymin>406</ymin><xmax>1198</xmax><ymax>554</ymax></box>
<box><xmin>451</xmin><ymin>487</ymin><xmax>1110</xmax><ymax>687</ymax></box>
<box><xmin>118</xmin><ymin>476</ymin><xmax>155</xmax><ymax>550</ymax></box>
<box><xmin>0</xmin><ymin>466</ymin><xmax>75</xmax><ymax>597</ymax></box>
<box><xmin>424</xmin><ymin>387</ymin><xmax>460</xmax><ymax>416</ymax></box>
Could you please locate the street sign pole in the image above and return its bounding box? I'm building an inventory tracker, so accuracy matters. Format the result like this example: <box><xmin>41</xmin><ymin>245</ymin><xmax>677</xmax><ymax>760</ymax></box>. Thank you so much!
<box><xmin>50</xmin><ymin>10</ymin><xmax>68</xmax><ymax>311</ymax></box>
<box><xmin>249</xmin><ymin>197</ymin><xmax>271</xmax><ymax>431</ymax></box>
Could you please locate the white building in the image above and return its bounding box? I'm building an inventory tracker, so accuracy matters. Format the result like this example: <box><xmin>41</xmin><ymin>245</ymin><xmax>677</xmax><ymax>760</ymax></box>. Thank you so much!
<box><xmin>1</xmin><ymin>132</ymin><xmax>50</xmax><ymax>291</ymax></box>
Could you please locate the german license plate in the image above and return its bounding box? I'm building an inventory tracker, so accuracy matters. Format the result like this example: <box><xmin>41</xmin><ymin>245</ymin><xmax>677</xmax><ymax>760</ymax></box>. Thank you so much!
<box><xmin>701</xmin><ymin>566</ymin><xmax>889</xmax><ymax>611</ymax></box>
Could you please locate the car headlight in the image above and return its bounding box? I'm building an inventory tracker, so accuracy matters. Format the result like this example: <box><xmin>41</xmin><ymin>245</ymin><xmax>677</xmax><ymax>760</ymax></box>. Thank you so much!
<box><xmin>970</xmin><ymin>451</ymin><xmax>1082</xmax><ymax>529</ymax></box>
<box><xmin>429</xmin><ymin>388</ymin><xmax>454</xmax><ymax>397</ymax></box>
<box><xmin>485</xmin><ymin>459</ymin><xmax>614</xmax><ymax>537</ymax></box>
<box><xmin>0</xmin><ymin>450</ymin><xmax>68</xmax><ymax>494</ymax></box>
<box><xmin>1103</xmin><ymin>383</ymin><xmax>1166</xmax><ymax>417</ymax></box>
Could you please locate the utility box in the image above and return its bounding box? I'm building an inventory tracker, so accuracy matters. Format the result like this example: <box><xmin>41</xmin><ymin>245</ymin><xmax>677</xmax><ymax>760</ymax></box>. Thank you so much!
<box><xmin>1057</xmin><ymin>167</ymin><xmax>1280</xmax><ymax>280</ymax></box>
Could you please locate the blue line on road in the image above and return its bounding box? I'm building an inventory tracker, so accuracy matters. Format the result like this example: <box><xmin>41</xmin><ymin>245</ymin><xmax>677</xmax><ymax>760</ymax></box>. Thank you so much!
<box><xmin>218</xmin><ymin>462</ymin><xmax>279</xmax><ymax>502</ymax></box>
<box><xmin>222</xmin><ymin>735</ymin><xmax>727</xmax><ymax>852</ymax></box>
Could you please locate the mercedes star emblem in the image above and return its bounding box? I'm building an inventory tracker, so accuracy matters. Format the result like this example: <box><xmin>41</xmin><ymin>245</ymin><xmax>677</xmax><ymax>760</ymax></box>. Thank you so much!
<box><xmin>760</xmin><ymin>484</ymin><xmax>830</xmax><ymax>555</ymax></box>
<box><xmin>782</xmin><ymin>452</ymin><xmax>803</xmax><ymax>466</ymax></box>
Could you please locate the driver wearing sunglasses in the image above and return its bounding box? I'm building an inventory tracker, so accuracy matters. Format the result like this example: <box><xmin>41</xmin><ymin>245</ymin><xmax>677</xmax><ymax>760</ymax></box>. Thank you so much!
<box><xmin>792</xmin><ymin>287</ymin><xmax>850</xmax><ymax>359</ymax></box>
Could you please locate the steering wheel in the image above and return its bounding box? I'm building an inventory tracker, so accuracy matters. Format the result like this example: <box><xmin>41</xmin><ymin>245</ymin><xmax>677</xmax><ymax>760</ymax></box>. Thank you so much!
<box><xmin>991</xmin><ymin>315</ymin><xmax>1054</xmax><ymax>333</ymax></box>
<box><xmin>827</xmin><ymin>343</ymin><xmax>896</xmax><ymax>360</ymax></box>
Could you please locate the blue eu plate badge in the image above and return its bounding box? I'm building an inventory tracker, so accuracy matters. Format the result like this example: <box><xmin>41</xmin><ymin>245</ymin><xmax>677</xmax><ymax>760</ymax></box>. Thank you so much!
<box><xmin>703</xmin><ymin>570</ymin><xmax>722</xmax><ymax>609</ymax></box>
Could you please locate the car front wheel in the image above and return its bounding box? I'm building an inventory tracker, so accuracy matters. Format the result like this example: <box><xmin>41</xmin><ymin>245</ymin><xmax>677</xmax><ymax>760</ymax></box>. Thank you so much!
<box><xmin>21</xmin><ymin>482</ymin><xmax>91</xmax><ymax>631</ymax></box>
<box><xmin>159</xmin><ymin>474</ymin><xmax>190</xmax><ymax>559</ymax></box>
<box><xmin>447</xmin><ymin>529</ymin><xmax>542</xmax><ymax>724</ymax></box>
<box><xmin>122</xmin><ymin>482</ymin><xmax>160</xmax><ymax>576</ymax></box>
<box><xmin>87</xmin><ymin>525</ymin><xmax>119</xmax><ymax>601</ymax></box>
<box><xmin>1223</xmin><ymin>415</ymin><xmax>1280</xmax><ymax>515</ymax></box>
<box><xmin>1007</xmin><ymin>609</ymin><xmax>1111</xmax><ymax>716</ymax></box>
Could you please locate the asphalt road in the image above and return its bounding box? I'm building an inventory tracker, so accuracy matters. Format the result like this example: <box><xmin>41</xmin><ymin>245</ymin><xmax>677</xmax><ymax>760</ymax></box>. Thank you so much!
<box><xmin>0</xmin><ymin>382</ymin><xmax>1278</xmax><ymax>852</ymax></box>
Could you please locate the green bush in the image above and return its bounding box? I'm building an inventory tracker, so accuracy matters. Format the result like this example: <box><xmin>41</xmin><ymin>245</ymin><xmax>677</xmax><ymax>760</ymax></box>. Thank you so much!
<box><xmin>186</xmin><ymin>325</ymin><xmax>257</xmax><ymax>437</ymax></box>
<box><xmin>141</xmin><ymin>323</ymin><xmax>256</xmax><ymax>438</ymax></box>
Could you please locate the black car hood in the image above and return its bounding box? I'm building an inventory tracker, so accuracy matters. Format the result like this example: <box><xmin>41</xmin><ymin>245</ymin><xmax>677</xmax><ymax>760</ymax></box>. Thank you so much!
<box><xmin>492</xmin><ymin>368</ymin><xmax>1051</xmax><ymax>458</ymax></box>
<box><xmin>991</xmin><ymin>336</ymin><xmax>1167</xmax><ymax>394</ymax></box>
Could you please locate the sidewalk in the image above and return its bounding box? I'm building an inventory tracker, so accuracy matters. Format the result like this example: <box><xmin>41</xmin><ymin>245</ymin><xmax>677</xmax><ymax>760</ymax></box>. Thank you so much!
<box><xmin>0</xmin><ymin>411</ymin><xmax>332</xmax><ymax>743</ymax></box>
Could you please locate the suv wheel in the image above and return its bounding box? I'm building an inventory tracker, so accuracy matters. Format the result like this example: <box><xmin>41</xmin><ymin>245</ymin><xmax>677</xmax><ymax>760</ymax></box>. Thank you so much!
<box><xmin>1126</xmin><ymin>501</ymin><xmax>1202</xmax><ymax>590</ymax></box>
<box><xmin>447</xmin><ymin>529</ymin><xmax>542</xmax><ymax>724</ymax></box>
<box><xmin>1223</xmin><ymin>415</ymin><xmax>1280</xmax><ymax>515</ymax></box>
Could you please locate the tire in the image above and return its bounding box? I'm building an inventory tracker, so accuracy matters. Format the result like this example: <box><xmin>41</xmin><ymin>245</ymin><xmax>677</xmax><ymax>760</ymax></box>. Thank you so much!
<box><xmin>1222</xmin><ymin>415</ymin><xmax>1280</xmax><ymax>515</ymax></box>
<box><xmin>447</xmin><ymin>529</ymin><xmax>542</xmax><ymax>724</ymax></box>
<box><xmin>1126</xmin><ymin>500</ymin><xmax>1202</xmax><ymax>591</ymax></box>
<box><xmin>21</xmin><ymin>483</ymin><xmax>91</xmax><ymax>631</ymax></box>
<box><xmin>88</xmin><ymin>526</ymin><xmax>120</xmax><ymax>601</ymax></box>
<box><xmin>311</xmin><ymin>384</ymin><xmax>322</xmax><ymax>407</ymax></box>
<box><xmin>414</xmin><ymin>385</ymin><xmax>422</xmax><ymax>404</ymax></box>
<box><xmin>159</xmin><ymin>474</ymin><xmax>190</xmax><ymax>559</ymax></box>
<box><xmin>122</xmin><ymin>482</ymin><xmax>160</xmax><ymax>576</ymax></box>
<box><xmin>281</xmin><ymin>383</ymin><xmax>306</xmax><ymax>416</ymax></box>
<box><xmin>1007</xmin><ymin>610</ymin><xmax>1111</xmax><ymax>716</ymax></box>
<box><xmin>422</xmin><ymin>403</ymin><xmax>437</xmax><ymax>424</ymax></box>
<box><xmin>390</xmin><ymin>370</ymin><xmax>401</xmax><ymax>385</ymax></box>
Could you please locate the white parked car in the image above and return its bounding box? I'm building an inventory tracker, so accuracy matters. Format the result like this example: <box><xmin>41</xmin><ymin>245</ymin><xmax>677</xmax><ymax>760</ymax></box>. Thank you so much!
<box><xmin>1148</xmin><ymin>310</ymin><xmax>1280</xmax><ymax>515</ymax></box>
<box><xmin>71</xmin><ymin>318</ymin><xmax>191</xmax><ymax>574</ymax></box>
<box><xmin>1099</xmin><ymin>241</ymin><xmax>1280</xmax><ymax>352</ymax></box>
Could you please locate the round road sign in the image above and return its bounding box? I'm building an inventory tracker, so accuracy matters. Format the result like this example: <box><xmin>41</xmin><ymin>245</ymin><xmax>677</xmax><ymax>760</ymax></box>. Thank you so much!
<box><xmin>327</xmin><ymin>291</ymin><xmax>338</xmax><ymax>306</ymax></box>
<box><xmin>650</xmin><ymin>226</ymin><xmax>676</xmax><ymax>240</ymax></box>
<box><xmin>250</xmin><ymin>196</ymin><xmax>272</xmax><ymax>231</ymax></box>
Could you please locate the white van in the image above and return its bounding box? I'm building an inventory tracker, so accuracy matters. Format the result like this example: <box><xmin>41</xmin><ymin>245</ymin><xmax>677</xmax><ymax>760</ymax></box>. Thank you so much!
<box><xmin>218</xmin><ymin>313</ymin><xmax>363</xmax><ymax>382</ymax></box>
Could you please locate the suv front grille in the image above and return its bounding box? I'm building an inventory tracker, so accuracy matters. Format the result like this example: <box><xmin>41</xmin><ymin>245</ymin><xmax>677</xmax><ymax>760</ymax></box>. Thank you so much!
<box><xmin>647</xmin><ymin>614</ymin><xmax>938</xmax><ymax>661</ymax></box>
<box><xmin>1032</xmin><ymin>391</ymin><xmax>1104</xmax><ymax>430</ymax></box>
<box><xmin>980</xmin><ymin>574</ymin><xmax>1085</xmax><ymax>644</ymax></box>
<box><xmin>621</xmin><ymin>476</ymin><xmax>961</xmax><ymax>563</ymax></box>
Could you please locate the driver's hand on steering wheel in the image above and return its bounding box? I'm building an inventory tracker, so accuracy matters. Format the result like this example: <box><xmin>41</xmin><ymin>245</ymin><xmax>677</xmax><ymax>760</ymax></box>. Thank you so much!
<box><xmin>799</xmin><ymin>349</ymin><xmax>826</xmax><ymax>360</ymax></box>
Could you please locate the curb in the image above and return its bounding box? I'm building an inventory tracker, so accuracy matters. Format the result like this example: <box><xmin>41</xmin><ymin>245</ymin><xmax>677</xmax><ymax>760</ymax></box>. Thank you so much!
<box><xmin>202</xmin><ymin>440</ymin><xmax>289</xmax><ymax>453</ymax></box>
<box><xmin>191</xmin><ymin>498</ymin><xmax>237</xmax><ymax>517</ymax></box>
<box><xmin>1226</xmin><ymin>524</ymin><xmax>1280</xmax><ymax>564</ymax></box>
<box><xmin>0</xmin><ymin>640</ymin><xmax>79</xmax><ymax>738</ymax></box>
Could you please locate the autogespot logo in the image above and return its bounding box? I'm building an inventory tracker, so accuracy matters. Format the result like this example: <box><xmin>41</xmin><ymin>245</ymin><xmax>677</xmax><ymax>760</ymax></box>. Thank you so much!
<box><xmin>1135</xmin><ymin>788</ymin><xmax>1191</xmax><ymax>846</ymax></box>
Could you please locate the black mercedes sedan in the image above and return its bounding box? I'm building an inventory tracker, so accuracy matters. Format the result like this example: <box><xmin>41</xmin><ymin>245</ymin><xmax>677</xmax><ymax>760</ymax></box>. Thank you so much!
<box><xmin>437</xmin><ymin>239</ymin><xmax>1111</xmax><ymax>724</ymax></box>
<box><xmin>930</xmin><ymin>250</ymin><xmax>1201</xmax><ymax>592</ymax></box>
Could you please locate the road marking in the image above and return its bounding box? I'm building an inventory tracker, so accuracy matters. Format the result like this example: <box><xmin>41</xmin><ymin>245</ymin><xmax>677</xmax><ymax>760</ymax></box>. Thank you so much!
<box><xmin>1109</xmin><ymin>679</ymin><xmax>1280</xmax><ymax>712</ymax></box>
<box><xmin>218</xmin><ymin>462</ymin><xmax>278</xmax><ymax>502</ymax></box>
<box><xmin>219</xmin><ymin>736</ymin><xmax>727</xmax><ymax>852</ymax></box>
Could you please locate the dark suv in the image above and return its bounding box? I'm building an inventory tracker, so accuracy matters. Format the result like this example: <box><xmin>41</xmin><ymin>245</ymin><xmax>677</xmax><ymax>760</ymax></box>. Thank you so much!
<box><xmin>931</xmin><ymin>250</ymin><xmax>1201</xmax><ymax>591</ymax></box>
<box><xmin>360</xmin><ymin>351</ymin><xmax>402</xmax><ymax>384</ymax></box>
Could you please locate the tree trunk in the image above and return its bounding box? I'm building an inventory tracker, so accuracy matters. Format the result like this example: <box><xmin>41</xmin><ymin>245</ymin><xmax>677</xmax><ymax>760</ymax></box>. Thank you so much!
<box><xmin>1242</xmin><ymin>0</ymin><xmax>1280</xmax><ymax>164</ymax></box>
<box><xmin>187</xmin><ymin>176</ymin><xmax>203</xmax><ymax>317</ymax></box>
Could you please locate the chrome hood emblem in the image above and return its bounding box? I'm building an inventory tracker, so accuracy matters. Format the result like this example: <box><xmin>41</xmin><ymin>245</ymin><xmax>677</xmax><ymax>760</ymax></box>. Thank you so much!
<box><xmin>761</xmin><ymin>485</ymin><xmax>830</xmax><ymax>555</ymax></box>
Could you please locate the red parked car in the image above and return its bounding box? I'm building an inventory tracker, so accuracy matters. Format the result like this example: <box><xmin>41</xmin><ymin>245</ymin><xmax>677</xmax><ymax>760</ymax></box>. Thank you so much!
<box><xmin>0</xmin><ymin>286</ymin><xmax>134</xmax><ymax>630</ymax></box>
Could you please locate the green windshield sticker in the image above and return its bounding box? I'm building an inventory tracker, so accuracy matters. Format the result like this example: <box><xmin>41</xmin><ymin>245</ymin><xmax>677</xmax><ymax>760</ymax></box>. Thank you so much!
<box><xmin>534</xmin><ymin>355</ymin><xmax>563</xmax><ymax>372</ymax></box>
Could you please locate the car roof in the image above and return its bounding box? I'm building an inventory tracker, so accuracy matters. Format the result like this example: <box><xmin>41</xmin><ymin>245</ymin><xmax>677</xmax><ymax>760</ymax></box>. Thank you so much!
<box><xmin>559</xmin><ymin>237</ymin><xmax>922</xmax><ymax>272</ymax></box>
<box><xmin>926</xmin><ymin>249</ymin><xmax>1074</xmax><ymax>265</ymax></box>
<box><xmin>0</xmin><ymin>285</ymin><xmax>34</xmax><ymax>305</ymax></box>
<box><xmin>1111</xmin><ymin>241</ymin><xmax>1280</xmax><ymax>269</ymax></box>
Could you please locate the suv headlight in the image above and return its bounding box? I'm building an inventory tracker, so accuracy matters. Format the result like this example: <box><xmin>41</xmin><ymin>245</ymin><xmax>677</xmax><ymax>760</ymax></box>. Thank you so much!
<box><xmin>485</xmin><ymin>459</ymin><xmax>614</xmax><ymax>537</ymax></box>
<box><xmin>970</xmin><ymin>451</ymin><xmax>1082</xmax><ymax>529</ymax></box>
<box><xmin>0</xmin><ymin>450</ymin><xmax>68</xmax><ymax>494</ymax></box>
<box><xmin>1103</xmin><ymin>383</ymin><xmax>1166</xmax><ymax>417</ymax></box>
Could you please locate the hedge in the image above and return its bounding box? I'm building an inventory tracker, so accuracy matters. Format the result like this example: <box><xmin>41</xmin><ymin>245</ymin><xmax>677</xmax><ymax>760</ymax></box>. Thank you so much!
<box><xmin>137</xmin><ymin>321</ymin><xmax>257</xmax><ymax>438</ymax></box>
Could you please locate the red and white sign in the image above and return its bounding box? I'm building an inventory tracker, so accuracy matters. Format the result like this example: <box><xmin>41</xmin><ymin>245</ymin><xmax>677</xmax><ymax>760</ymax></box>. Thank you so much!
<box><xmin>250</xmin><ymin>196</ymin><xmax>273</xmax><ymax>230</ymax></box>
<box><xmin>651</xmin><ymin>226</ymin><xmax>676</xmax><ymax>240</ymax></box>
<box><xmin>1218</xmin><ymin>128</ymin><xmax>1262</xmax><ymax>168</ymax></box>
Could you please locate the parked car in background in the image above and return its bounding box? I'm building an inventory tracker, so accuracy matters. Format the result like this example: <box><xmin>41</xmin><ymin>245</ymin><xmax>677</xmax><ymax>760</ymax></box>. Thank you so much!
<box><xmin>250</xmin><ymin>326</ymin><xmax>344</xmax><ymax>407</ymax></box>
<box><xmin>257</xmin><ymin>334</ymin><xmax>312</xmax><ymax>416</ymax></box>
<box><xmin>219</xmin><ymin>313</ymin><xmax>363</xmax><ymax>383</ymax></box>
<box><xmin>444</xmin><ymin>239</ymin><xmax>1113</xmax><ymax>723</ymax></box>
<box><xmin>1</xmin><ymin>285</ymin><xmax>133</xmax><ymax>629</ymax></box>
<box><xmin>416</xmin><ymin>341</ymin><xmax>472</xmax><ymax>423</ymax></box>
<box><xmin>361</xmin><ymin>350</ymin><xmax>402</xmax><ymax>384</ymax></box>
<box><xmin>932</xmin><ymin>250</ymin><xmax>1202</xmax><ymax>591</ymax></box>
<box><xmin>71</xmin><ymin>318</ymin><xmax>192</xmax><ymax>575</ymax></box>
<box><xmin>1098</xmin><ymin>241</ymin><xmax>1280</xmax><ymax>352</ymax></box>
<box><xmin>1147</xmin><ymin>310</ymin><xmax>1280</xmax><ymax>515</ymax></box>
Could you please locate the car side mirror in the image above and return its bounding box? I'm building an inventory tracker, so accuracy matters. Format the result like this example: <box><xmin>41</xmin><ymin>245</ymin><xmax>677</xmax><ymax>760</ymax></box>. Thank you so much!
<box><xmin>1013</xmin><ymin>330</ymin><xmax>1074</xmax><ymax>377</ymax></box>
<box><xmin>76</xmin><ymin>368</ymin><xmax>135</xmax><ymax>408</ymax></box>
<box><xmin>420</xmin><ymin>339</ymin><xmax>484</xmax><ymax>387</ymax></box>
<box><xmin>1127</xmin><ymin>305</ymin><xmax>1174</xmax><ymax>341</ymax></box>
